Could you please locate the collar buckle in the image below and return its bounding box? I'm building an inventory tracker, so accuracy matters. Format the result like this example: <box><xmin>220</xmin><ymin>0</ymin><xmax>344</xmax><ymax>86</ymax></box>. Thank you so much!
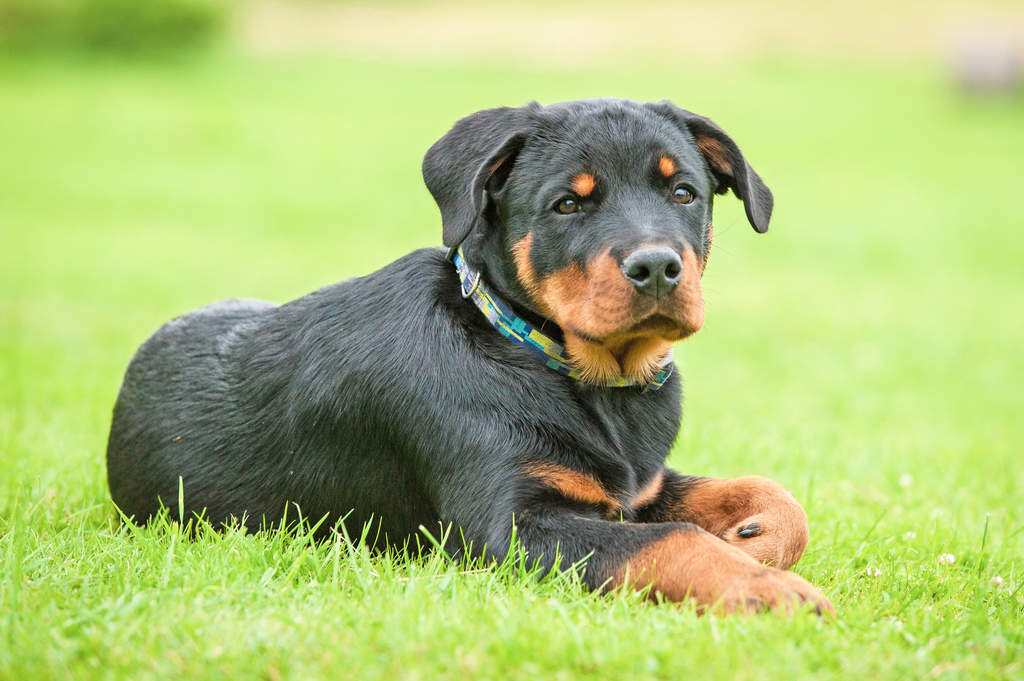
<box><xmin>460</xmin><ymin>270</ymin><xmax>481</xmax><ymax>299</ymax></box>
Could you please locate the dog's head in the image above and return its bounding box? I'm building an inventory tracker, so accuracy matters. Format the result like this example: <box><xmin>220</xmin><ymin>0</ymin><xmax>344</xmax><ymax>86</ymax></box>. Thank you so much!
<box><xmin>423</xmin><ymin>99</ymin><xmax>772</xmax><ymax>384</ymax></box>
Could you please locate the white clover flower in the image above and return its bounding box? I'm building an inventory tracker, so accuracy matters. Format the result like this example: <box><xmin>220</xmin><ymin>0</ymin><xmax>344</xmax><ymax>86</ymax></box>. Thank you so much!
<box><xmin>938</xmin><ymin>553</ymin><xmax>956</xmax><ymax>565</ymax></box>
<box><xmin>865</xmin><ymin>566</ymin><xmax>883</xmax><ymax>577</ymax></box>
<box><xmin>991</xmin><ymin>576</ymin><xmax>1004</xmax><ymax>588</ymax></box>
<box><xmin>903</xmin><ymin>531</ymin><xmax>917</xmax><ymax>541</ymax></box>
<box><xmin>898</xmin><ymin>474</ymin><xmax>913</xmax><ymax>488</ymax></box>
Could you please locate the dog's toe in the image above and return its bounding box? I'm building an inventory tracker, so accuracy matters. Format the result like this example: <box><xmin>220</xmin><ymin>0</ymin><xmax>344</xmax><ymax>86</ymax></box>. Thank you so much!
<box><xmin>736</xmin><ymin>521</ymin><xmax>762</xmax><ymax>538</ymax></box>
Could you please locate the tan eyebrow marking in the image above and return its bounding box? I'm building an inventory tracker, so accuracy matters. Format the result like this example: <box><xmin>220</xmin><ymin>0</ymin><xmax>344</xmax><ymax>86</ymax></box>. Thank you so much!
<box><xmin>571</xmin><ymin>173</ymin><xmax>596</xmax><ymax>197</ymax></box>
<box><xmin>658</xmin><ymin>156</ymin><xmax>676</xmax><ymax>177</ymax></box>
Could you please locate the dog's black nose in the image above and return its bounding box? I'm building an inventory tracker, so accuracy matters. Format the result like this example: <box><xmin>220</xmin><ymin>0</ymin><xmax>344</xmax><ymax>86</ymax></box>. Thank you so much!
<box><xmin>620</xmin><ymin>247</ymin><xmax>683</xmax><ymax>298</ymax></box>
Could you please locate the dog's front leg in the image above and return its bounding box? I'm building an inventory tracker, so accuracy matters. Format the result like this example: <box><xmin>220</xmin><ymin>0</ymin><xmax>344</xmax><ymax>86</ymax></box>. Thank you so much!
<box><xmin>512</xmin><ymin>511</ymin><xmax>833</xmax><ymax>615</ymax></box>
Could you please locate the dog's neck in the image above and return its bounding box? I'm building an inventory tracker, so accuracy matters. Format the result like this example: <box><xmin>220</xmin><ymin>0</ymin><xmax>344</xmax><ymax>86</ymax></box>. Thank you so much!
<box><xmin>450</xmin><ymin>247</ymin><xmax>673</xmax><ymax>391</ymax></box>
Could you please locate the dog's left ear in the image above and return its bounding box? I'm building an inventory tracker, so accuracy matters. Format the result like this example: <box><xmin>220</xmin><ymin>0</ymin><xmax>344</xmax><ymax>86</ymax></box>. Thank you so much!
<box><xmin>423</xmin><ymin>103</ymin><xmax>540</xmax><ymax>248</ymax></box>
<box><xmin>648</xmin><ymin>101</ymin><xmax>773</xmax><ymax>233</ymax></box>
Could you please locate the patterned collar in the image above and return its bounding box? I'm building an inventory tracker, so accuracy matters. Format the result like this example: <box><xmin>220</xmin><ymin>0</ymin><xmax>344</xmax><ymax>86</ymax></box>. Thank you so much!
<box><xmin>451</xmin><ymin>248</ymin><xmax>674</xmax><ymax>391</ymax></box>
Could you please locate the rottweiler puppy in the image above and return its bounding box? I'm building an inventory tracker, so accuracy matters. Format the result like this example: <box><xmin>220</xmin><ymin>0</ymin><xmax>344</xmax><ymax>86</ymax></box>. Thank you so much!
<box><xmin>107</xmin><ymin>98</ymin><xmax>833</xmax><ymax>615</ymax></box>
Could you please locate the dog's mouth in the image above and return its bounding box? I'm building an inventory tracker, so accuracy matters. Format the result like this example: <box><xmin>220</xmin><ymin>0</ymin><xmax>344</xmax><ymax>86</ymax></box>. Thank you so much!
<box><xmin>573</xmin><ymin>311</ymin><xmax>699</xmax><ymax>345</ymax></box>
<box><xmin>625</xmin><ymin>313</ymin><xmax>685</xmax><ymax>337</ymax></box>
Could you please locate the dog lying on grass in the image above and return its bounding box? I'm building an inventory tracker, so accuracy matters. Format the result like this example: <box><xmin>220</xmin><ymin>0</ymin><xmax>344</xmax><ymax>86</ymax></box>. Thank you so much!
<box><xmin>107</xmin><ymin>98</ymin><xmax>834</xmax><ymax>615</ymax></box>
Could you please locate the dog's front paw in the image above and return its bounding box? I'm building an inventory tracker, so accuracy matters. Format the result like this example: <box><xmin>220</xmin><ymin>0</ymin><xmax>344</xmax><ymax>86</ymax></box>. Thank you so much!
<box><xmin>724</xmin><ymin>507</ymin><xmax>809</xmax><ymax>570</ymax></box>
<box><xmin>713</xmin><ymin>567</ymin><xmax>834</xmax><ymax>616</ymax></box>
<box><xmin>618</xmin><ymin>527</ymin><xmax>832</xmax><ymax>616</ymax></box>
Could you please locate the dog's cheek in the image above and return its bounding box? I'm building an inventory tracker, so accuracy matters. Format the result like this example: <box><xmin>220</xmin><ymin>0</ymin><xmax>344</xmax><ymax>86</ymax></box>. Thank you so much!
<box><xmin>536</xmin><ymin>261</ymin><xmax>588</xmax><ymax>331</ymax></box>
<box><xmin>511</xmin><ymin>232</ymin><xmax>557</xmax><ymax>317</ymax></box>
<box><xmin>512</xmin><ymin>232</ymin><xmax>539</xmax><ymax>293</ymax></box>
<box><xmin>671</xmin><ymin>249</ymin><xmax>705</xmax><ymax>338</ymax></box>
<box><xmin>528</xmin><ymin>245</ymin><xmax>638</xmax><ymax>340</ymax></box>
<box><xmin>700</xmin><ymin>223</ymin><xmax>714</xmax><ymax>274</ymax></box>
<box><xmin>513</xmin><ymin>237</ymin><xmax>625</xmax><ymax>381</ymax></box>
<box><xmin>578</xmin><ymin>250</ymin><xmax>637</xmax><ymax>336</ymax></box>
<box><xmin>513</xmin><ymin>231</ymin><xmax>620</xmax><ymax>335</ymax></box>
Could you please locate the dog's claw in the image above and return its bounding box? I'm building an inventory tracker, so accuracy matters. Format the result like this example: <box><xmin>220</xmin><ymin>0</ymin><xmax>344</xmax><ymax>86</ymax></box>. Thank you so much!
<box><xmin>737</xmin><ymin>522</ymin><xmax>761</xmax><ymax>538</ymax></box>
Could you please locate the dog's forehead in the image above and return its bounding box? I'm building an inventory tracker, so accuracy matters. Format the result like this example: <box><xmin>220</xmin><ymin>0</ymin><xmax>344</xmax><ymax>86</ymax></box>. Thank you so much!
<box><xmin>524</xmin><ymin>100</ymin><xmax>700</xmax><ymax>175</ymax></box>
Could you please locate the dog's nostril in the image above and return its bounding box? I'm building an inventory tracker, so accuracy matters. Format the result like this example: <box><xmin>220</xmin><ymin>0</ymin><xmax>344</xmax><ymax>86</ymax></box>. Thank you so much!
<box><xmin>625</xmin><ymin>263</ymin><xmax>651</xmax><ymax>284</ymax></box>
<box><xmin>664</xmin><ymin>261</ymin><xmax>682</xmax><ymax>281</ymax></box>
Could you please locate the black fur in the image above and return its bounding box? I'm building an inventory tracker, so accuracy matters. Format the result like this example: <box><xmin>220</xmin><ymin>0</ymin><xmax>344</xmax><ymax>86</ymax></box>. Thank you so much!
<box><xmin>107</xmin><ymin>98</ymin><xmax>772</xmax><ymax>589</ymax></box>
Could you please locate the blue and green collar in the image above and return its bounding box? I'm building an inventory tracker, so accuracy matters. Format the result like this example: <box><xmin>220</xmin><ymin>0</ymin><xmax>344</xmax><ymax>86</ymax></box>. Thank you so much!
<box><xmin>451</xmin><ymin>248</ymin><xmax>673</xmax><ymax>391</ymax></box>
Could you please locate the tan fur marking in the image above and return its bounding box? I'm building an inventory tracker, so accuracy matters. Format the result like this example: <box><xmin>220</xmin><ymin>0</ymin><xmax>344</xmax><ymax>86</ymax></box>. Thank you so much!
<box><xmin>536</xmin><ymin>261</ymin><xmax>589</xmax><ymax>326</ymax></box>
<box><xmin>536</xmin><ymin>251</ymin><xmax>637</xmax><ymax>382</ymax></box>
<box><xmin>695</xmin><ymin>136</ymin><xmax>733</xmax><ymax>175</ymax></box>
<box><xmin>512</xmin><ymin>232</ymin><xmax>541</xmax><ymax>301</ymax></box>
<box><xmin>571</xmin><ymin>173</ymin><xmax>596</xmax><ymax>197</ymax></box>
<box><xmin>563</xmin><ymin>331</ymin><xmax>622</xmax><ymax>383</ymax></box>
<box><xmin>612</xmin><ymin>529</ymin><xmax>834</xmax><ymax>615</ymax></box>
<box><xmin>658</xmin><ymin>155</ymin><xmax>676</xmax><ymax>177</ymax></box>
<box><xmin>536</xmin><ymin>251</ymin><xmax>638</xmax><ymax>339</ymax></box>
<box><xmin>630</xmin><ymin>470</ymin><xmax>665</xmax><ymax>510</ymax></box>
<box><xmin>619</xmin><ymin>337</ymin><xmax>675</xmax><ymax>384</ymax></box>
<box><xmin>615</xmin><ymin>529</ymin><xmax>752</xmax><ymax>604</ymax></box>
<box><xmin>678</xmin><ymin>477</ymin><xmax>809</xmax><ymax>570</ymax></box>
<box><xmin>671</xmin><ymin>248</ymin><xmax>705</xmax><ymax>336</ymax></box>
<box><xmin>523</xmin><ymin>462</ymin><xmax>619</xmax><ymax>509</ymax></box>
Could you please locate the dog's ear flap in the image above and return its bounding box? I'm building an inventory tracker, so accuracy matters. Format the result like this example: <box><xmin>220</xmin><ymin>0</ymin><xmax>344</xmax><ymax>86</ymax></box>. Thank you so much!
<box><xmin>423</xmin><ymin>104</ymin><xmax>539</xmax><ymax>248</ymax></box>
<box><xmin>648</xmin><ymin>101</ymin><xmax>773</xmax><ymax>233</ymax></box>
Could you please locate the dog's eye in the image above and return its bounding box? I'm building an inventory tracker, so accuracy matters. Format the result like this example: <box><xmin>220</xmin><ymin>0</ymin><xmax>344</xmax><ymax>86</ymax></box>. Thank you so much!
<box><xmin>554</xmin><ymin>197</ymin><xmax>580</xmax><ymax>214</ymax></box>
<box><xmin>672</xmin><ymin>185</ymin><xmax>696</xmax><ymax>204</ymax></box>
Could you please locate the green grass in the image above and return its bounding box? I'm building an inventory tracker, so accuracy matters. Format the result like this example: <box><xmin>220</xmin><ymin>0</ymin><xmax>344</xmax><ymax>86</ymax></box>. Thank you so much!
<box><xmin>1</xmin><ymin>51</ymin><xmax>1023</xmax><ymax>680</ymax></box>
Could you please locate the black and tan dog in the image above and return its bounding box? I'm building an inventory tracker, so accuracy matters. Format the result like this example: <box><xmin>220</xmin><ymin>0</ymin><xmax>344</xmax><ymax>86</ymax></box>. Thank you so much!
<box><xmin>107</xmin><ymin>98</ymin><xmax>833</xmax><ymax>615</ymax></box>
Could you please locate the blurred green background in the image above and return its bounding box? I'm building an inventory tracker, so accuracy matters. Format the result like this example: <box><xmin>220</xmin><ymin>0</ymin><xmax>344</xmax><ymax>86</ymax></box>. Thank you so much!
<box><xmin>1</xmin><ymin>1</ymin><xmax>1023</xmax><ymax>680</ymax></box>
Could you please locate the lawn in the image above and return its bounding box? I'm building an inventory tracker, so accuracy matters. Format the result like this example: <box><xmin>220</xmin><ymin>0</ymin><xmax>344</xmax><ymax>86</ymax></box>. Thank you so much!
<box><xmin>1</xmin><ymin>47</ymin><xmax>1022</xmax><ymax>680</ymax></box>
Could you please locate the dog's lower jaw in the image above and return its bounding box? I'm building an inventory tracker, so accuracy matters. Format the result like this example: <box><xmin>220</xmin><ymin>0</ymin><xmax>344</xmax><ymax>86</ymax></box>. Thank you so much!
<box><xmin>564</xmin><ymin>331</ymin><xmax>623</xmax><ymax>384</ymax></box>
<box><xmin>564</xmin><ymin>332</ymin><xmax>677</xmax><ymax>385</ymax></box>
<box><xmin>619</xmin><ymin>337</ymin><xmax>675</xmax><ymax>383</ymax></box>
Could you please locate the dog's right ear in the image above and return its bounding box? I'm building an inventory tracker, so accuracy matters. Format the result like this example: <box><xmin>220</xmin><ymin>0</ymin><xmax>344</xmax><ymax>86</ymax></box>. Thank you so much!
<box><xmin>423</xmin><ymin>104</ymin><xmax>539</xmax><ymax>248</ymax></box>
